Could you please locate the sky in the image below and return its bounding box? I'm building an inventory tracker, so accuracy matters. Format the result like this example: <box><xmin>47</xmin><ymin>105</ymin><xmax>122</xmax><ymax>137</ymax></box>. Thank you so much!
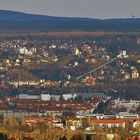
<box><xmin>0</xmin><ymin>0</ymin><xmax>140</xmax><ymax>19</ymax></box>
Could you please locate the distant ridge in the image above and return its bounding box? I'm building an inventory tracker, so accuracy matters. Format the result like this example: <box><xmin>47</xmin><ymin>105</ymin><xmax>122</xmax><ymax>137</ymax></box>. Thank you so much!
<box><xmin>0</xmin><ymin>10</ymin><xmax>100</xmax><ymax>21</ymax></box>
<box><xmin>0</xmin><ymin>10</ymin><xmax>140</xmax><ymax>31</ymax></box>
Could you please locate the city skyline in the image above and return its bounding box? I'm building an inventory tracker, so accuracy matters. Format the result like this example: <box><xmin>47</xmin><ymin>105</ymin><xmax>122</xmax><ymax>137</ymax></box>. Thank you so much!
<box><xmin>0</xmin><ymin>0</ymin><xmax>140</xmax><ymax>19</ymax></box>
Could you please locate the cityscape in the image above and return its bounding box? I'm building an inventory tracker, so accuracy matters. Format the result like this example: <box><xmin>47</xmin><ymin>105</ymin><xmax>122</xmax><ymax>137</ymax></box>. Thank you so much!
<box><xmin>0</xmin><ymin>0</ymin><xmax>140</xmax><ymax>140</ymax></box>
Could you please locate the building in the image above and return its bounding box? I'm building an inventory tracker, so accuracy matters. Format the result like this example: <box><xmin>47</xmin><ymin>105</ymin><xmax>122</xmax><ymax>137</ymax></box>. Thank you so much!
<box><xmin>90</xmin><ymin>119</ymin><xmax>126</xmax><ymax>128</ymax></box>
<box><xmin>137</xmin><ymin>38</ymin><xmax>140</xmax><ymax>45</ymax></box>
<box><xmin>110</xmin><ymin>99</ymin><xmax>140</xmax><ymax>112</ymax></box>
<box><xmin>62</xmin><ymin>94</ymin><xmax>77</xmax><ymax>100</ymax></box>
<box><xmin>16</xmin><ymin>94</ymin><xmax>40</xmax><ymax>100</ymax></box>
<box><xmin>131</xmin><ymin>68</ymin><xmax>139</xmax><ymax>79</ymax></box>
<box><xmin>77</xmin><ymin>93</ymin><xmax>106</xmax><ymax>100</ymax></box>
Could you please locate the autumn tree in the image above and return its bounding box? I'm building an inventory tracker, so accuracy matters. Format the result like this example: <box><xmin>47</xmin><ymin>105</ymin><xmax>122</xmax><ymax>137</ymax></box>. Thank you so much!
<box><xmin>71</xmin><ymin>133</ymin><xmax>84</xmax><ymax>140</ymax></box>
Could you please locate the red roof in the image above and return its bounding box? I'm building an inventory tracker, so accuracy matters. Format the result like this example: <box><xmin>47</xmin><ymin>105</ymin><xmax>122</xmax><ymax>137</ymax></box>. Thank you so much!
<box><xmin>12</xmin><ymin>99</ymin><xmax>49</xmax><ymax>104</ymax></box>
<box><xmin>0</xmin><ymin>103</ymin><xmax>8</xmax><ymax>110</ymax></box>
<box><xmin>12</xmin><ymin>99</ymin><xmax>94</xmax><ymax>112</ymax></box>
<box><xmin>24</xmin><ymin>116</ymin><xmax>41</xmax><ymax>123</ymax></box>
<box><xmin>90</xmin><ymin>119</ymin><xmax>125</xmax><ymax>124</ymax></box>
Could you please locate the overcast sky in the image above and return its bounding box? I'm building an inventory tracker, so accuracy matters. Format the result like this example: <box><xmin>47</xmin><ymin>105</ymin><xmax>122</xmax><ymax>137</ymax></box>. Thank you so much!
<box><xmin>0</xmin><ymin>0</ymin><xmax>140</xmax><ymax>19</ymax></box>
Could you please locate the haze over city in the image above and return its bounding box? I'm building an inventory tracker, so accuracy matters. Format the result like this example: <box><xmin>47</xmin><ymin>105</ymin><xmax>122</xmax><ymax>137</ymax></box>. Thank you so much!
<box><xmin>0</xmin><ymin>0</ymin><xmax>140</xmax><ymax>19</ymax></box>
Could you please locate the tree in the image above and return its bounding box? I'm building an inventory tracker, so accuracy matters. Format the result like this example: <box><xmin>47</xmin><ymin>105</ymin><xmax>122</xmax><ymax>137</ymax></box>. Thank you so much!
<box><xmin>86</xmin><ymin>134</ymin><xmax>92</xmax><ymax>140</ymax></box>
<box><xmin>136</xmin><ymin>103</ymin><xmax>140</xmax><ymax>113</ymax></box>
<box><xmin>71</xmin><ymin>133</ymin><xmax>83</xmax><ymax>140</ymax></box>
<box><xmin>0</xmin><ymin>133</ymin><xmax>8</xmax><ymax>140</ymax></box>
<box><xmin>61</xmin><ymin>136</ymin><xmax>67</xmax><ymax>140</ymax></box>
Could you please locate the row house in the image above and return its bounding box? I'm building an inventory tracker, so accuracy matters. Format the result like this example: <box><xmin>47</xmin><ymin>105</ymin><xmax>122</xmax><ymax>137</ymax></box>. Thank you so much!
<box><xmin>90</xmin><ymin>119</ymin><xmax>126</xmax><ymax>128</ymax></box>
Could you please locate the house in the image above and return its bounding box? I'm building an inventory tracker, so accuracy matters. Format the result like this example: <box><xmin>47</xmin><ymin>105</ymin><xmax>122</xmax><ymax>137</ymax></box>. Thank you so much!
<box><xmin>116</xmin><ymin>114</ymin><xmax>139</xmax><ymax>119</ymax></box>
<box><xmin>24</xmin><ymin>116</ymin><xmax>41</xmax><ymax>124</ymax></box>
<box><xmin>72</xmin><ymin>48</ymin><xmax>80</xmax><ymax>56</ymax></box>
<box><xmin>83</xmin><ymin>76</ymin><xmax>96</xmax><ymax>86</ymax></box>
<box><xmin>124</xmin><ymin>72</ymin><xmax>131</xmax><ymax>79</ymax></box>
<box><xmin>66</xmin><ymin>117</ymin><xmax>83</xmax><ymax>130</ymax></box>
<box><xmin>110</xmin><ymin>99</ymin><xmax>140</xmax><ymax>113</ymax></box>
<box><xmin>16</xmin><ymin>94</ymin><xmax>40</xmax><ymax>100</ymax></box>
<box><xmin>41</xmin><ymin>94</ymin><xmax>51</xmax><ymax>101</ymax></box>
<box><xmin>0</xmin><ymin>102</ymin><xmax>8</xmax><ymax>110</ymax></box>
<box><xmin>90</xmin><ymin>119</ymin><xmax>126</xmax><ymax>128</ymax></box>
<box><xmin>62</xmin><ymin>93</ymin><xmax>77</xmax><ymax>100</ymax></box>
<box><xmin>137</xmin><ymin>38</ymin><xmax>140</xmax><ymax>45</ymax></box>
<box><xmin>133</xmin><ymin>120</ymin><xmax>140</xmax><ymax>128</ymax></box>
<box><xmin>77</xmin><ymin>92</ymin><xmax>106</xmax><ymax>100</ymax></box>
<box><xmin>18</xmin><ymin>47</ymin><xmax>33</xmax><ymax>56</ymax></box>
<box><xmin>131</xmin><ymin>68</ymin><xmax>139</xmax><ymax>79</ymax></box>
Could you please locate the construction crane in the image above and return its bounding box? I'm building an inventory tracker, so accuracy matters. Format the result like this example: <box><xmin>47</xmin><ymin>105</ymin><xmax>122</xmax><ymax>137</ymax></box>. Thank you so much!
<box><xmin>76</xmin><ymin>52</ymin><xmax>125</xmax><ymax>81</ymax></box>
<box><xmin>130</xmin><ymin>13</ymin><xmax>136</xmax><ymax>18</ymax></box>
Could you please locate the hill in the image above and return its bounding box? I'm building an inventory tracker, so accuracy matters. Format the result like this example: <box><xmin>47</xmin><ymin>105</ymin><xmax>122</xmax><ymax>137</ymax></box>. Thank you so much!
<box><xmin>0</xmin><ymin>10</ymin><xmax>140</xmax><ymax>31</ymax></box>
